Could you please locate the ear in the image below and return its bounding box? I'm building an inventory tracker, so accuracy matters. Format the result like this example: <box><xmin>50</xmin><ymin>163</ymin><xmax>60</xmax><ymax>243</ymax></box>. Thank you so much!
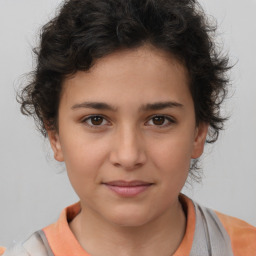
<box><xmin>47</xmin><ymin>130</ymin><xmax>64</xmax><ymax>162</ymax></box>
<box><xmin>191</xmin><ymin>122</ymin><xmax>209</xmax><ymax>159</ymax></box>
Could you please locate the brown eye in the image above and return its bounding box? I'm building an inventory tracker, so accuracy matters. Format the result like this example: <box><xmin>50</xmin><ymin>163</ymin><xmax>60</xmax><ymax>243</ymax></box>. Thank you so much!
<box><xmin>83</xmin><ymin>115</ymin><xmax>109</xmax><ymax>128</ymax></box>
<box><xmin>146</xmin><ymin>115</ymin><xmax>175</xmax><ymax>128</ymax></box>
<box><xmin>90</xmin><ymin>116</ymin><xmax>104</xmax><ymax>125</ymax></box>
<box><xmin>152</xmin><ymin>116</ymin><xmax>165</xmax><ymax>125</ymax></box>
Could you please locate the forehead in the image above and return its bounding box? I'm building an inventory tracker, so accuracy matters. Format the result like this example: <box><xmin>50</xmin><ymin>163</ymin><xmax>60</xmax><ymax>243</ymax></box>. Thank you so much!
<box><xmin>61</xmin><ymin>45</ymin><xmax>191</xmax><ymax>108</ymax></box>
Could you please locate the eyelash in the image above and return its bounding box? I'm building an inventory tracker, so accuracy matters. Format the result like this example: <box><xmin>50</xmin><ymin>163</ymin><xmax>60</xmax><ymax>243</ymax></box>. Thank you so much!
<box><xmin>81</xmin><ymin>115</ymin><xmax>176</xmax><ymax>129</ymax></box>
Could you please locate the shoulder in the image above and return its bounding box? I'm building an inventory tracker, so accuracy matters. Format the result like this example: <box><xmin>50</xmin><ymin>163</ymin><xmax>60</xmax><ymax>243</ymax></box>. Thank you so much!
<box><xmin>1</xmin><ymin>230</ymin><xmax>52</xmax><ymax>256</ymax></box>
<box><xmin>183</xmin><ymin>194</ymin><xmax>256</xmax><ymax>255</ymax></box>
<box><xmin>0</xmin><ymin>242</ymin><xmax>30</xmax><ymax>256</ymax></box>
<box><xmin>215</xmin><ymin>211</ymin><xmax>256</xmax><ymax>256</ymax></box>
<box><xmin>0</xmin><ymin>247</ymin><xmax>6</xmax><ymax>256</ymax></box>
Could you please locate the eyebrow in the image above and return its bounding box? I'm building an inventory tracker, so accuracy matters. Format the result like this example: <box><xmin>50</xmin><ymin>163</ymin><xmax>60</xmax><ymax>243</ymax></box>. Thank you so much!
<box><xmin>71</xmin><ymin>102</ymin><xmax>118</xmax><ymax>111</ymax></box>
<box><xmin>71</xmin><ymin>101</ymin><xmax>183</xmax><ymax>111</ymax></box>
<box><xmin>140</xmin><ymin>101</ymin><xmax>183</xmax><ymax>111</ymax></box>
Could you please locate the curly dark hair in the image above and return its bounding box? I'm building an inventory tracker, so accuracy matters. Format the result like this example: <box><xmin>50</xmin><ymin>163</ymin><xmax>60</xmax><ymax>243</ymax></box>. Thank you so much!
<box><xmin>19</xmin><ymin>0</ymin><xmax>230</xmax><ymax>173</ymax></box>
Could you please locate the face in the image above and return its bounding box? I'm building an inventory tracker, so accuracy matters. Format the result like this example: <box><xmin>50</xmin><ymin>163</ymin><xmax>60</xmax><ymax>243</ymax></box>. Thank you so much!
<box><xmin>48</xmin><ymin>45</ymin><xmax>208</xmax><ymax>227</ymax></box>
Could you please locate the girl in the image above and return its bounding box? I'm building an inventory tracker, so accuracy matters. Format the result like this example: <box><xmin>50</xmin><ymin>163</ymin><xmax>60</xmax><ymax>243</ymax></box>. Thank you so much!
<box><xmin>1</xmin><ymin>0</ymin><xmax>255</xmax><ymax>255</ymax></box>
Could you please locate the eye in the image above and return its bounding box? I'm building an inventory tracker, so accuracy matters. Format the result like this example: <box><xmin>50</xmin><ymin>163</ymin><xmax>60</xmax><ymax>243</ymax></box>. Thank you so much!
<box><xmin>146</xmin><ymin>115</ymin><xmax>175</xmax><ymax>127</ymax></box>
<box><xmin>82</xmin><ymin>115</ymin><xmax>109</xmax><ymax>128</ymax></box>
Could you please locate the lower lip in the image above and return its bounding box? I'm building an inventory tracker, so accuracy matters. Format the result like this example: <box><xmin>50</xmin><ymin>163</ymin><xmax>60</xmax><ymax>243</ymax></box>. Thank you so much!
<box><xmin>104</xmin><ymin>184</ymin><xmax>152</xmax><ymax>197</ymax></box>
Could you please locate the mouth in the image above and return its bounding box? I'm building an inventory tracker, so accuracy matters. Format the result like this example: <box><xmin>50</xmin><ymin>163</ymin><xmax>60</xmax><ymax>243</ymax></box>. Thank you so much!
<box><xmin>102</xmin><ymin>180</ymin><xmax>154</xmax><ymax>197</ymax></box>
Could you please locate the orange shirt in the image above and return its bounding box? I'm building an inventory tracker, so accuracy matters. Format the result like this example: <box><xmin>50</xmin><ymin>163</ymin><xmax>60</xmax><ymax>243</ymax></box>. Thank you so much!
<box><xmin>40</xmin><ymin>195</ymin><xmax>256</xmax><ymax>255</ymax></box>
<box><xmin>0</xmin><ymin>248</ymin><xmax>5</xmax><ymax>255</ymax></box>
<box><xmin>216</xmin><ymin>211</ymin><xmax>256</xmax><ymax>255</ymax></box>
<box><xmin>1</xmin><ymin>195</ymin><xmax>256</xmax><ymax>255</ymax></box>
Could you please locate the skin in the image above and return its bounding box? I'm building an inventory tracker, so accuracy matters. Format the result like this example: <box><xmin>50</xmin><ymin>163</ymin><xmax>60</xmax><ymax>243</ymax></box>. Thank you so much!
<box><xmin>48</xmin><ymin>44</ymin><xmax>208</xmax><ymax>256</ymax></box>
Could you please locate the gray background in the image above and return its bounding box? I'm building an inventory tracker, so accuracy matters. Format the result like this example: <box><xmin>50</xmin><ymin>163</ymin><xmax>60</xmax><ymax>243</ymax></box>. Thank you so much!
<box><xmin>1</xmin><ymin>0</ymin><xmax>256</xmax><ymax>247</ymax></box>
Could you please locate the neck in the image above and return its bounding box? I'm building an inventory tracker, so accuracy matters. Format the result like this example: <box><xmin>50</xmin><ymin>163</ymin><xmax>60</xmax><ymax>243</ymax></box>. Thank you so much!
<box><xmin>70</xmin><ymin>199</ymin><xmax>186</xmax><ymax>256</ymax></box>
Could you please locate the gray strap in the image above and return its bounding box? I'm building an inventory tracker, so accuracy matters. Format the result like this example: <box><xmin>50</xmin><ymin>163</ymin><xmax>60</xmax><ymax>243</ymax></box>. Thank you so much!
<box><xmin>3</xmin><ymin>230</ymin><xmax>54</xmax><ymax>256</ymax></box>
<box><xmin>190</xmin><ymin>202</ymin><xmax>234</xmax><ymax>256</ymax></box>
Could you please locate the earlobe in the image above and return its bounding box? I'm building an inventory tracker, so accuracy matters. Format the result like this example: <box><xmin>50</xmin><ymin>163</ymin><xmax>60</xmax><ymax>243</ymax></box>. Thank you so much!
<box><xmin>47</xmin><ymin>130</ymin><xmax>64</xmax><ymax>162</ymax></box>
<box><xmin>191</xmin><ymin>122</ymin><xmax>209</xmax><ymax>159</ymax></box>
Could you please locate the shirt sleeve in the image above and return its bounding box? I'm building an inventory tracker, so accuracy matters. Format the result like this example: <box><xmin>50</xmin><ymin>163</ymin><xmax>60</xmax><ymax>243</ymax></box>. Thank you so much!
<box><xmin>0</xmin><ymin>247</ymin><xmax>6</xmax><ymax>255</ymax></box>
<box><xmin>215</xmin><ymin>211</ymin><xmax>256</xmax><ymax>256</ymax></box>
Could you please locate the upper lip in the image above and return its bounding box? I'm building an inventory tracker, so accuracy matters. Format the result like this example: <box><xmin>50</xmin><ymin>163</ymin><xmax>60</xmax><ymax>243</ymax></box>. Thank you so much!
<box><xmin>103</xmin><ymin>180</ymin><xmax>153</xmax><ymax>187</ymax></box>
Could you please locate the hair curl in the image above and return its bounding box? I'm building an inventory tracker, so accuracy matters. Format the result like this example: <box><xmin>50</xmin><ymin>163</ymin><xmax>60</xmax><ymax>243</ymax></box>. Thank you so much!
<box><xmin>18</xmin><ymin>0</ymin><xmax>230</xmax><ymax>175</ymax></box>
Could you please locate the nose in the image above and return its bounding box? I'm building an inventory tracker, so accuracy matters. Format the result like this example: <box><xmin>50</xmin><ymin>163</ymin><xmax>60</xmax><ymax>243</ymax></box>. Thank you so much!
<box><xmin>109</xmin><ymin>125</ymin><xmax>147</xmax><ymax>170</ymax></box>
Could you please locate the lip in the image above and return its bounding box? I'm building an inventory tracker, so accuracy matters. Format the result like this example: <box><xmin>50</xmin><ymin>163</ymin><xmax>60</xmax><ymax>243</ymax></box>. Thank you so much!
<box><xmin>103</xmin><ymin>180</ymin><xmax>153</xmax><ymax>197</ymax></box>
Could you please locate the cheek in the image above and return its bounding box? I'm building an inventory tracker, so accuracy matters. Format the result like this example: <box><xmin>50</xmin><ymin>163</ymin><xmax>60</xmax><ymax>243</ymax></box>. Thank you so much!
<box><xmin>60</xmin><ymin>136</ymin><xmax>109</xmax><ymax>192</ymax></box>
<box><xmin>61</xmin><ymin>132</ymin><xmax>107</xmax><ymax>168</ymax></box>
<box><xmin>151</xmin><ymin>135</ymin><xmax>194</xmax><ymax>168</ymax></box>
<box><xmin>149</xmin><ymin>135</ymin><xmax>193</xmax><ymax>186</ymax></box>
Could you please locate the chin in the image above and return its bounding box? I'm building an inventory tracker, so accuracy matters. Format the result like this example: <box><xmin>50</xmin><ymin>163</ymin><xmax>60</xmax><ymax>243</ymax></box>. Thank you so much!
<box><xmin>105</xmin><ymin>207</ymin><xmax>154</xmax><ymax>227</ymax></box>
